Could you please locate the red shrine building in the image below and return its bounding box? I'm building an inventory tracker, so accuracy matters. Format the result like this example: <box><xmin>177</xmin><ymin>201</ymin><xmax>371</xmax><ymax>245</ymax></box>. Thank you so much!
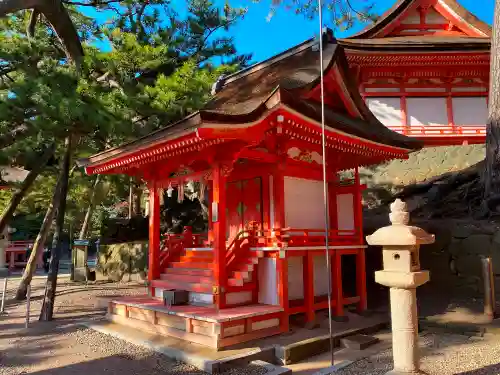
<box><xmin>79</xmin><ymin>34</ymin><xmax>419</xmax><ymax>348</ymax></box>
<box><xmin>339</xmin><ymin>0</ymin><xmax>491</xmax><ymax>146</ymax></box>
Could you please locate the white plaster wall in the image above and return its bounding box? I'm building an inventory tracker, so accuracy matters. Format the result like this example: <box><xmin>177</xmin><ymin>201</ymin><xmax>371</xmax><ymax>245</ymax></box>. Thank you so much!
<box><xmin>452</xmin><ymin>97</ymin><xmax>487</xmax><ymax>126</ymax></box>
<box><xmin>287</xmin><ymin>255</ymin><xmax>335</xmax><ymax>299</ymax></box>
<box><xmin>407</xmin><ymin>97</ymin><xmax>447</xmax><ymax>126</ymax></box>
<box><xmin>426</xmin><ymin>8</ymin><xmax>446</xmax><ymax>23</ymax></box>
<box><xmin>366</xmin><ymin>97</ymin><xmax>402</xmax><ymax>126</ymax></box>
<box><xmin>313</xmin><ymin>255</ymin><xmax>330</xmax><ymax>296</ymax></box>
<box><xmin>404</xmin><ymin>11</ymin><xmax>421</xmax><ymax>24</ymax></box>
<box><xmin>288</xmin><ymin>257</ymin><xmax>304</xmax><ymax>300</ymax></box>
<box><xmin>283</xmin><ymin>177</ymin><xmax>344</xmax><ymax>300</ymax></box>
<box><xmin>284</xmin><ymin>177</ymin><xmax>324</xmax><ymax>228</ymax></box>
<box><xmin>405</xmin><ymin>87</ymin><xmax>446</xmax><ymax>92</ymax></box>
<box><xmin>258</xmin><ymin>258</ymin><xmax>278</xmax><ymax>305</ymax></box>
<box><xmin>452</xmin><ymin>87</ymin><xmax>487</xmax><ymax>92</ymax></box>
<box><xmin>336</xmin><ymin>193</ymin><xmax>355</xmax><ymax>231</ymax></box>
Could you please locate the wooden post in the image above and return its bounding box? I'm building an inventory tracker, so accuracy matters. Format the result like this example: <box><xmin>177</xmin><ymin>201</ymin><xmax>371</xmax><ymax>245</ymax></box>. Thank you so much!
<box><xmin>481</xmin><ymin>257</ymin><xmax>496</xmax><ymax>319</ymax></box>
<box><xmin>334</xmin><ymin>252</ymin><xmax>344</xmax><ymax>316</ymax></box>
<box><xmin>25</xmin><ymin>284</ymin><xmax>31</xmax><ymax>328</ymax></box>
<box><xmin>357</xmin><ymin>248</ymin><xmax>368</xmax><ymax>312</ymax></box>
<box><xmin>272</xmin><ymin>168</ymin><xmax>285</xmax><ymax>229</ymax></box>
<box><xmin>303</xmin><ymin>253</ymin><xmax>315</xmax><ymax>323</ymax></box>
<box><xmin>148</xmin><ymin>183</ymin><xmax>160</xmax><ymax>292</ymax></box>
<box><xmin>212</xmin><ymin>164</ymin><xmax>227</xmax><ymax>309</ymax></box>
<box><xmin>0</xmin><ymin>276</ymin><xmax>7</xmax><ymax>314</ymax></box>
<box><xmin>354</xmin><ymin>167</ymin><xmax>367</xmax><ymax>312</ymax></box>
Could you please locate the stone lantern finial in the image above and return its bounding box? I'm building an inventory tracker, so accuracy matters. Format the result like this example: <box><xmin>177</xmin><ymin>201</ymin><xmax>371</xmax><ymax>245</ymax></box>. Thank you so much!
<box><xmin>389</xmin><ymin>199</ymin><xmax>409</xmax><ymax>226</ymax></box>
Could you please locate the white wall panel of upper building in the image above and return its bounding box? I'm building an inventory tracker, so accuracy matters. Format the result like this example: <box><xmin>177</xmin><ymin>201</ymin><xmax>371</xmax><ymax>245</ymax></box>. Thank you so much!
<box><xmin>365</xmin><ymin>97</ymin><xmax>402</xmax><ymax>126</ymax></box>
<box><xmin>407</xmin><ymin>97</ymin><xmax>448</xmax><ymax>126</ymax></box>
<box><xmin>452</xmin><ymin>97</ymin><xmax>488</xmax><ymax>126</ymax></box>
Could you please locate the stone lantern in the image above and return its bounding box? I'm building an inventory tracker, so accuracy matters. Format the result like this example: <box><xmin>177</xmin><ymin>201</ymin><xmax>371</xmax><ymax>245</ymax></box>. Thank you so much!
<box><xmin>366</xmin><ymin>199</ymin><xmax>435</xmax><ymax>375</ymax></box>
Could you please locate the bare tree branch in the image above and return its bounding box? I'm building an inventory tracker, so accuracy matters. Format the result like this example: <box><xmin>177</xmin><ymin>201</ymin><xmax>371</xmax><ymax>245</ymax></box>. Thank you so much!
<box><xmin>0</xmin><ymin>0</ymin><xmax>39</xmax><ymax>15</ymax></box>
<box><xmin>0</xmin><ymin>0</ymin><xmax>84</xmax><ymax>67</ymax></box>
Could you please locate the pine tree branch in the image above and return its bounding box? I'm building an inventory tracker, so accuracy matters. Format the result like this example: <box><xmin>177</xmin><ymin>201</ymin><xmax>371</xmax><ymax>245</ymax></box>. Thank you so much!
<box><xmin>61</xmin><ymin>0</ymin><xmax>121</xmax><ymax>6</ymax></box>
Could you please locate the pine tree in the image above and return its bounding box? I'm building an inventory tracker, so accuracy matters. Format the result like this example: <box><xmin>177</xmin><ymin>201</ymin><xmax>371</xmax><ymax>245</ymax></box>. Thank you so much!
<box><xmin>2</xmin><ymin>2</ymin><xmax>249</xmax><ymax>307</ymax></box>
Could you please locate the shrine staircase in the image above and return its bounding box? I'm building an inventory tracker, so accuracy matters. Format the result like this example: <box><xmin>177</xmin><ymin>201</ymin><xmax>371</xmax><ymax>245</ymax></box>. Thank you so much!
<box><xmin>150</xmin><ymin>227</ymin><xmax>264</xmax><ymax>307</ymax></box>
<box><xmin>106</xmin><ymin>227</ymin><xmax>285</xmax><ymax>349</ymax></box>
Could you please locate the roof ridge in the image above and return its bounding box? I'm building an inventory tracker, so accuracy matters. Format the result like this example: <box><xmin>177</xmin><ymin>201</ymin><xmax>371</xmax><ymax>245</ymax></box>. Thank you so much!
<box><xmin>217</xmin><ymin>28</ymin><xmax>336</xmax><ymax>91</ymax></box>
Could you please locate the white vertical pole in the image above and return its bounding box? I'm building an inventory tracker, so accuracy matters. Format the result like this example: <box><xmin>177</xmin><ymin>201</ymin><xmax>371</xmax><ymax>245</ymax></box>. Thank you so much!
<box><xmin>25</xmin><ymin>284</ymin><xmax>31</xmax><ymax>328</ymax></box>
<box><xmin>0</xmin><ymin>277</ymin><xmax>7</xmax><ymax>314</ymax></box>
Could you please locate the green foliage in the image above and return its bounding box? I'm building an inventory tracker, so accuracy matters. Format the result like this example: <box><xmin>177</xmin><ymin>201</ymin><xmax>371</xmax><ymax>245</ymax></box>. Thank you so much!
<box><xmin>0</xmin><ymin>0</ymin><xmax>248</xmax><ymax>239</ymax></box>
<box><xmin>264</xmin><ymin>0</ymin><xmax>378</xmax><ymax>31</ymax></box>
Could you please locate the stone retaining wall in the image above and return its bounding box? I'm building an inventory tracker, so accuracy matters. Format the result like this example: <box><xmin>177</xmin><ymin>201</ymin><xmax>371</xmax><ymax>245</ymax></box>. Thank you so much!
<box><xmin>365</xmin><ymin>218</ymin><xmax>500</xmax><ymax>299</ymax></box>
<box><xmin>96</xmin><ymin>241</ymin><xmax>148</xmax><ymax>282</ymax></box>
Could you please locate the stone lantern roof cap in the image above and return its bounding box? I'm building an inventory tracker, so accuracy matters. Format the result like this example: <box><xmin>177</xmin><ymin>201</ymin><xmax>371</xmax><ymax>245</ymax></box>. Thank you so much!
<box><xmin>366</xmin><ymin>199</ymin><xmax>435</xmax><ymax>246</ymax></box>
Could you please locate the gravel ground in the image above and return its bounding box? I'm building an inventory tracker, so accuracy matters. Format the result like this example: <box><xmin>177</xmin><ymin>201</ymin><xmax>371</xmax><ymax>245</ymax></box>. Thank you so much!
<box><xmin>337</xmin><ymin>332</ymin><xmax>500</xmax><ymax>375</ymax></box>
<box><xmin>0</xmin><ymin>277</ymin><xmax>267</xmax><ymax>375</ymax></box>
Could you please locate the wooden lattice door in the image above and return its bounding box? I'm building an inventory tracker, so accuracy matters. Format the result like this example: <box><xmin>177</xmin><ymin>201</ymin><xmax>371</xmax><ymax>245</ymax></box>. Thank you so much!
<box><xmin>226</xmin><ymin>177</ymin><xmax>263</xmax><ymax>240</ymax></box>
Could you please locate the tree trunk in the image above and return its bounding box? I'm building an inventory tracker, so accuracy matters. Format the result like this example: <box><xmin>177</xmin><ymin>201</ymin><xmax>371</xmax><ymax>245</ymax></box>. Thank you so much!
<box><xmin>15</xmin><ymin>150</ymin><xmax>66</xmax><ymax>301</ymax></box>
<box><xmin>39</xmin><ymin>136</ymin><xmax>73</xmax><ymax>321</ymax></box>
<box><xmin>78</xmin><ymin>175</ymin><xmax>101</xmax><ymax>239</ymax></box>
<box><xmin>0</xmin><ymin>143</ymin><xmax>54</xmax><ymax>234</ymax></box>
<box><xmin>484</xmin><ymin>0</ymin><xmax>500</xmax><ymax>208</ymax></box>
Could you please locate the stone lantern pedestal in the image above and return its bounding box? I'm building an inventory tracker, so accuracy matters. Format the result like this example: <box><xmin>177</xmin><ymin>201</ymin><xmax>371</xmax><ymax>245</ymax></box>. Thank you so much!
<box><xmin>366</xmin><ymin>199</ymin><xmax>435</xmax><ymax>375</ymax></box>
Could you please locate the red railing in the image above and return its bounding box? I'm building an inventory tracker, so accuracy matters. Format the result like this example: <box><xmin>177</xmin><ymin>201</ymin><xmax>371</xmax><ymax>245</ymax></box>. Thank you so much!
<box><xmin>225</xmin><ymin>229</ymin><xmax>256</xmax><ymax>270</ymax></box>
<box><xmin>388</xmin><ymin>125</ymin><xmax>486</xmax><ymax>137</ymax></box>
<box><xmin>271</xmin><ymin>227</ymin><xmax>360</xmax><ymax>247</ymax></box>
<box><xmin>6</xmin><ymin>240</ymin><xmax>40</xmax><ymax>269</ymax></box>
<box><xmin>158</xmin><ymin>225</ymin><xmax>362</xmax><ymax>275</ymax></box>
<box><xmin>159</xmin><ymin>227</ymin><xmax>206</xmax><ymax>270</ymax></box>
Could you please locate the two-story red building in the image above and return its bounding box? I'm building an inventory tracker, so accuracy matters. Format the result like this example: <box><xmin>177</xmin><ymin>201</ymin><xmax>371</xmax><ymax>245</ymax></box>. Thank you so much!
<box><xmin>340</xmin><ymin>0</ymin><xmax>491</xmax><ymax>145</ymax></box>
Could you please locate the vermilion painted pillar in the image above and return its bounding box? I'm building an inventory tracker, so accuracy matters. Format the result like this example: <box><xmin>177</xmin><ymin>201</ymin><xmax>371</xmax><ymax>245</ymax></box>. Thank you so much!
<box><xmin>272</xmin><ymin>168</ymin><xmax>285</xmax><ymax>229</ymax></box>
<box><xmin>212</xmin><ymin>164</ymin><xmax>227</xmax><ymax>309</ymax></box>
<box><xmin>277</xmin><ymin>254</ymin><xmax>289</xmax><ymax>332</ymax></box>
<box><xmin>148</xmin><ymin>183</ymin><xmax>161</xmax><ymax>289</ymax></box>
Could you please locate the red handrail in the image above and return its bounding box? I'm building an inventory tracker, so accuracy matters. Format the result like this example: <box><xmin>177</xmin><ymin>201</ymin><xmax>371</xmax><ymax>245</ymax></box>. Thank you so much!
<box><xmin>159</xmin><ymin>227</ymin><xmax>207</xmax><ymax>270</ymax></box>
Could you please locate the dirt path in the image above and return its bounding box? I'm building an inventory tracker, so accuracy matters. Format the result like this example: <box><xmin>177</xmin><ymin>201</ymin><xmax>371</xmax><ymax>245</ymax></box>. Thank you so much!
<box><xmin>0</xmin><ymin>277</ymin><xmax>264</xmax><ymax>375</ymax></box>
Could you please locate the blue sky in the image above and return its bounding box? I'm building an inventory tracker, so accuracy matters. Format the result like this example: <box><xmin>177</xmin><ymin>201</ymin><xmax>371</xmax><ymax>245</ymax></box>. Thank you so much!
<box><xmin>225</xmin><ymin>0</ymin><xmax>493</xmax><ymax>63</ymax></box>
<box><xmin>85</xmin><ymin>0</ymin><xmax>494</xmax><ymax>64</ymax></box>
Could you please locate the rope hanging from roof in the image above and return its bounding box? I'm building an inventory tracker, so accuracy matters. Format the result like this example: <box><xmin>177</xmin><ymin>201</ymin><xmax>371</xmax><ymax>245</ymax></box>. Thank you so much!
<box><xmin>159</xmin><ymin>188</ymin><xmax>164</xmax><ymax>206</ymax></box>
<box><xmin>178</xmin><ymin>180</ymin><xmax>185</xmax><ymax>203</ymax></box>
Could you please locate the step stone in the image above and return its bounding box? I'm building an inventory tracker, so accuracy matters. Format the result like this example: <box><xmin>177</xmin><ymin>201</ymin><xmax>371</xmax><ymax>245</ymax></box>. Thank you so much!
<box><xmin>340</xmin><ymin>334</ymin><xmax>379</xmax><ymax>350</ymax></box>
<box><xmin>151</xmin><ymin>279</ymin><xmax>213</xmax><ymax>293</ymax></box>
